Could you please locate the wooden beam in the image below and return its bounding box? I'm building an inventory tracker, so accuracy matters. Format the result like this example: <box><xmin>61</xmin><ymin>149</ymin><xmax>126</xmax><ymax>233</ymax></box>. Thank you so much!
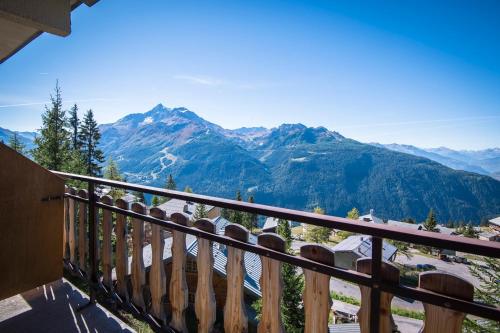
<box><xmin>0</xmin><ymin>0</ymin><xmax>71</xmax><ymax>36</ymax></box>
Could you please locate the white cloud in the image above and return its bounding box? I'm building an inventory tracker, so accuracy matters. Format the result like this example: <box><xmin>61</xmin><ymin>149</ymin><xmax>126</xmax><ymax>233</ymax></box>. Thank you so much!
<box><xmin>173</xmin><ymin>75</ymin><xmax>224</xmax><ymax>86</ymax></box>
<box><xmin>0</xmin><ymin>98</ymin><xmax>119</xmax><ymax>108</ymax></box>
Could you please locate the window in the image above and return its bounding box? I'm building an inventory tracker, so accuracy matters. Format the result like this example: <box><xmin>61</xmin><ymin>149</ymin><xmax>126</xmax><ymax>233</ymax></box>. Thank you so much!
<box><xmin>188</xmin><ymin>292</ymin><xmax>195</xmax><ymax>304</ymax></box>
<box><xmin>186</xmin><ymin>258</ymin><xmax>197</xmax><ymax>273</ymax></box>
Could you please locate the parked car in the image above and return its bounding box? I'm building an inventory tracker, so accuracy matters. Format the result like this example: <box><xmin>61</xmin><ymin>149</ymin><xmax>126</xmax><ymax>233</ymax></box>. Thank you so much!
<box><xmin>416</xmin><ymin>264</ymin><xmax>436</xmax><ymax>271</ymax></box>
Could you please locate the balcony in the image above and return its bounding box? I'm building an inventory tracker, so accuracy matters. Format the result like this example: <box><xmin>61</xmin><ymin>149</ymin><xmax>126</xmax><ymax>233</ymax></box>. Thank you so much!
<box><xmin>0</xmin><ymin>147</ymin><xmax>499</xmax><ymax>333</ymax></box>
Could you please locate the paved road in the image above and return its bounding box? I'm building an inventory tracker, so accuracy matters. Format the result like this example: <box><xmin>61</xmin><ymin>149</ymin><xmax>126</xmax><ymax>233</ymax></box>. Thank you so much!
<box><xmin>396</xmin><ymin>253</ymin><xmax>481</xmax><ymax>287</ymax></box>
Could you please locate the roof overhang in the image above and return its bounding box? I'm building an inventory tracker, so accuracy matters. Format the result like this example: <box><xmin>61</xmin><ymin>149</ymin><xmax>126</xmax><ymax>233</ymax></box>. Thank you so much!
<box><xmin>0</xmin><ymin>0</ymin><xmax>98</xmax><ymax>64</ymax></box>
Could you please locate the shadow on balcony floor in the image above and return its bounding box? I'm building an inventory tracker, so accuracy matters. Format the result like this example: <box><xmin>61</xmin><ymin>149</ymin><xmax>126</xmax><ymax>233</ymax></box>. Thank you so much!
<box><xmin>0</xmin><ymin>278</ymin><xmax>135</xmax><ymax>333</ymax></box>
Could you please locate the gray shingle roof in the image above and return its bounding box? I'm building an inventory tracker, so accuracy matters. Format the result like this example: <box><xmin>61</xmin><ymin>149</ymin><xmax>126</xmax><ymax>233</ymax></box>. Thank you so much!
<box><xmin>157</xmin><ymin>198</ymin><xmax>215</xmax><ymax>219</ymax></box>
<box><xmin>135</xmin><ymin>216</ymin><xmax>262</xmax><ymax>297</ymax></box>
<box><xmin>489</xmin><ymin>217</ymin><xmax>500</xmax><ymax>227</ymax></box>
<box><xmin>328</xmin><ymin>323</ymin><xmax>360</xmax><ymax>333</ymax></box>
<box><xmin>263</xmin><ymin>217</ymin><xmax>279</xmax><ymax>231</ymax></box>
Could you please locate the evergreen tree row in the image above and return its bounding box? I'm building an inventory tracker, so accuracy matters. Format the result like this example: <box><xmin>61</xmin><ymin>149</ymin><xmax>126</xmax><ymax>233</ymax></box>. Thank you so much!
<box><xmin>31</xmin><ymin>81</ymin><xmax>104</xmax><ymax>177</ymax></box>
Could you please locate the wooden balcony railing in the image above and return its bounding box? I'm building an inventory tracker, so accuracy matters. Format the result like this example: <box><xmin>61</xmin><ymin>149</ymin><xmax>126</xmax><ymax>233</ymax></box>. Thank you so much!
<box><xmin>55</xmin><ymin>171</ymin><xmax>500</xmax><ymax>333</ymax></box>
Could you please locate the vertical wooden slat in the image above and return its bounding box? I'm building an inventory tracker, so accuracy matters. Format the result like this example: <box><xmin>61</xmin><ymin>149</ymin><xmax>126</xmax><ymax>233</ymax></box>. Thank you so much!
<box><xmin>77</xmin><ymin>189</ymin><xmax>88</xmax><ymax>272</ymax></box>
<box><xmin>100</xmin><ymin>195</ymin><xmax>113</xmax><ymax>291</ymax></box>
<box><xmin>300</xmin><ymin>244</ymin><xmax>334</xmax><ymax>333</ymax></box>
<box><xmin>169</xmin><ymin>212</ymin><xmax>190</xmax><ymax>333</ymax></box>
<box><xmin>115</xmin><ymin>198</ymin><xmax>129</xmax><ymax>302</ymax></box>
<box><xmin>356</xmin><ymin>258</ymin><xmax>399</xmax><ymax>333</ymax></box>
<box><xmin>63</xmin><ymin>186</ymin><xmax>69</xmax><ymax>260</ymax></box>
<box><xmin>68</xmin><ymin>187</ymin><xmax>77</xmax><ymax>265</ymax></box>
<box><xmin>419</xmin><ymin>272</ymin><xmax>474</xmax><ymax>333</ymax></box>
<box><xmin>194</xmin><ymin>218</ymin><xmax>217</xmax><ymax>333</ymax></box>
<box><xmin>257</xmin><ymin>233</ymin><xmax>286</xmax><ymax>333</ymax></box>
<box><xmin>224</xmin><ymin>224</ymin><xmax>249</xmax><ymax>333</ymax></box>
<box><xmin>131</xmin><ymin>202</ymin><xmax>146</xmax><ymax>311</ymax></box>
<box><xmin>149</xmin><ymin>207</ymin><xmax>167</xmax><ymax>324</ymax></box>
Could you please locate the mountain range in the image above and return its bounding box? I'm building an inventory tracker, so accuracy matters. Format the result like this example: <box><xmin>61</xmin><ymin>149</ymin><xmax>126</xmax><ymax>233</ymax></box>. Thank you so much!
<box><xmin>0</xmin><ymin>127</ymin><xmax>36</xmax><ymax>151</ymax></box>
<box><xmin>2</xmin><ymin>104</ymin><xmax>499</xmax><ymax>223</ymax></box>
<box><xmin>371</xmin><ymin>143</ymin><xmax>500</xmax><ymax>181</ymax></box>
<box><xmin>98</xmin><ymin>104</ymin><xmax>499</xmax><ymax>223</ymax></box>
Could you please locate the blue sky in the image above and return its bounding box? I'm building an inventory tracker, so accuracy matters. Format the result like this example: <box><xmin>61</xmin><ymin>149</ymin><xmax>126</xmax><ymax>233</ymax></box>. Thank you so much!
<box><xmin>0</xmin><ymin>0</ymin><xmax>499</xmax><ymax>149</ymax></box>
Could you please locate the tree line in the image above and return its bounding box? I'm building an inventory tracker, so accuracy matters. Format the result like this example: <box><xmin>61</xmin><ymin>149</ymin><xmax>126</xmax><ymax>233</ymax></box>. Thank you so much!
<box><xmin>8</xmin><ymin>82</ymin><xmax>105</xmax><ymax>178</ymax></box>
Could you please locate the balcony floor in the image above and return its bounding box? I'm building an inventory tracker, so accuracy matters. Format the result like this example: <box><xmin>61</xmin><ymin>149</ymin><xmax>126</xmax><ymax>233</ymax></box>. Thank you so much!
<box><xmin>0</xmin><ymin>278</ymin><xmax>135</xmax><ymax>333</ymax></box>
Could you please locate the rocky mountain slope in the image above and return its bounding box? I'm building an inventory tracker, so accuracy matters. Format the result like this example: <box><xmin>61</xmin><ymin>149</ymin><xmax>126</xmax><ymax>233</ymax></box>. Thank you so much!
<box><xmin>98</xmin><ymin>104</ymin><xmax>500</xmax><ymax>223</ymax></box>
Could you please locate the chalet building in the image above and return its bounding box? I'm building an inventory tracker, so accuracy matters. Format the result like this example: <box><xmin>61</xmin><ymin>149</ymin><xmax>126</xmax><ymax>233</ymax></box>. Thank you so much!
<box><xmin>358</xmin><ymin>209</ymin><xmax>384</xmax><ymax>224</ymax></box>
<box><xmin>331</xmin><ymin>235</ymin><xmax>398</xmax><ymax>270</ymax></box>
<box><xmin>489</xmin><ymin>217</ymin><xmax>500</xmax><ymax>232</ymax></box>
<box><xmin>133</xmin><ymin>216</ymin><xmax>261</xmax><ymax>330</ymax></box>
<box><xmin>478</xmin><ymin>231</ymin><xmax>499</xmax><ymax>242</ymax></box>
<box><xmin>387</xmin><ymin>219</ymin><xmax>457</xmax><ymax>236</ymax></box>
<box><xmin>262</xmin><ymin>217</ymin><xmax>280</xmax><ymax>233</ymax></box>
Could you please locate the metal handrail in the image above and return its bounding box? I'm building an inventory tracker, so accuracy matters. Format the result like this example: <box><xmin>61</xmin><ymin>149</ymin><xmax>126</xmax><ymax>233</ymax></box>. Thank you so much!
<box><xmin>54</xmin><ymin>171</ymin><xmax>500</xmax><ymax>257</ymax></box>
<box><xmin>57</xmin><ymin>171</ymin><xmax>500</xmax><ymax>326</ymax></box>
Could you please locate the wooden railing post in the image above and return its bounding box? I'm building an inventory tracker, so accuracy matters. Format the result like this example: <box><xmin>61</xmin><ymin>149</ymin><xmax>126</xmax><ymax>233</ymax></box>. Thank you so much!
<box><xmin>100</xmin><ymin>195</ymin><xmax>113</xmax><ymax>291</ymax></box>
<box><xmin>356</xmin><ymin>258</ymin><xmax>400</xmax><ymax>333</ymax></box>
<box><xmin>149</xmin><ymin>207</ymin><xmax>167</xmax><ymax>325</ymax></box>
<box><xmin>131</xmin><ymin>202</ymin><xmax>146</xmax><ymax>311</ymax></box>
<box><xmin>300</xmin><ymin>244</ymin><xmax>334</xmax><ymax>333</ymax></box>
<box><xmin>169</xmin><ymin>212</ymin><xmax>190</xmax><ymax>333</ymax></box>
<box><xmin>224</xmin><ymin>224</ymin><xmax>249</xmax><ymax>333</ymax></box>
<box><xmin>194</xmin><ymin>218</ymin><xmax>217</xmax><ymax>333</ymax></box>
<box><xmin>63</xmin><ymin>186</ymin><xmax>69</xmax><ymax>260</ymax></box>
<box><xmin>257</xmin><ymin>233</ymin><xmax>286</xmax><ymax>333</ymax></box>
<box><xmin>77</xmin><ymin>189</ymin><xmax>88</xmax><ymax>272</ymax></box>
<box><xmin>115</xmin><ymin>198</ymin><xmax>129</xmax><ymax>302</ymax></box>
<box><xmin>419</xmin><ymin>272</ymin><xmax>474</xmax><ymax>333</ymax></box>
<box><xmin>68</xmin><ymin>187</ymin><xmax>77</xmax><ymax>266</ymax></box>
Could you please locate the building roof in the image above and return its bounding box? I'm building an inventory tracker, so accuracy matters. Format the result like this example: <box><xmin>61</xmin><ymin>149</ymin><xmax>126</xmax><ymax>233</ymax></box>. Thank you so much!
<box><xmin>489</xmin><ymin>217</ymin><xmax>500</xmax><ymax>227</ymax></box>
<box><xmin>387</xmin><ymin>220</ymin><xmax>422</xmax><ymax>230</ymax></box>
<box><xmin>262</xmin><ymin>217</ymin><xmax>292</xmax><ymax>231</ymax></box>
<box><xmin>387</xmin><ymin>220</ymin><xmax>457</xmax><ymax>235</ymax></box>
<box><xmin>332</xmin><ymin>235</ymin><xmax>398</xmax><ymax>261</ymax></box>
<box><xmin>136</xmin><ymin>216</ymin><xmax>262</xmax><ymax>297</ymax></box>
<box><xmin>328</xmin><ymin>324</ymin><xmax>360</xmax><ymax>333</ymax></box>
<box><xmin>1</xmin><ymin>0</ymin><xmax>98</xmax><ymax>64</ymax></box>
<box><xmin>358</xmin><ymin>209</ymin><xmax>383</xmax><ymax>224</ymax></box>
<box><xmin>262</xmin><ymin>217</ymin><xmax>279</xmax><ymax>231</ymax></box>
<box><xmin>157</xmin><ymin>198</ymin><xmax>215</xmax><ymax>219</ymax></box>
<box><xmin>478</xmin><ymin>231</ymin><xmax>497</xmax><ymax>239</ymax></box>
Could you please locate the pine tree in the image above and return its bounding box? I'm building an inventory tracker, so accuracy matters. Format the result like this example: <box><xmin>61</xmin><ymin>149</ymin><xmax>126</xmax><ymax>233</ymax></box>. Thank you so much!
<box><xmin>184</xmin><ymin>186</ymin><xmax>193</xmax><ymax>193</ymax></box>
<box><xmin>338</xmin><ymin>207</ymin><xmax>360</xmax><ymax>240</ymax></box>
<box><xmin>68</xmin><ymin>104</ymin><xmax>80</xmax><ymax>150</ymax></box>
<box><xmin>151</xmin><ymin>196</ymin><xmax>160</xmax><ymax>207</ymax></box>
<box><xmin>132</xmin><ymin>191</ymin><xmax>145</xmax><ymax>203</ymax></box>
<box><xmin>463</xmin><ymin>223</ymin><xmax>478</xmax><ymax>238</ymax></box>
<box><xmin>305</xmin><ymin>207</ymin><xmax>330</xmax><ymax>243</ymax></box>
<box><xmin>166</xmin><ymin>174</ymin><xmax>176</xmax><ymax>190</ymax></box>
<box><xmin>104</xmin><ymin>157</ymin><xmax>125</xmax><ymax>200</ymax></box>
<box><xmin>32</xmin><ymin>81</ymin><xmax>71</xmax><ymax>171</ymax></box>
<box><xmin>231</xmin><ymin>191</ymin><xmax>244</xmax><ymax>225</ymax></box>
<box><xmin>423</xmin><ymin>209</ymin><xmax>438</xmax><ymax>232</ymax></box>
<box><xmin>194</xmin><ymin>203</ymin><xmax>208</xmax><ymax>219</ymax></box>
<box><xmin>221</xmin><ymin>207</ymin><xmax>232</xmax><ymax>219</ymax></box>
<box><xmin>347</xmin><ymin>207</ymin><xmax>360</xmax><ymax>220</ymax></box>
<box><xmin>159</xmin><ymin>173</ymin><xmax>177</xmax><ymax>203</ymax></box>
<box><xmin>242</xmin><ymin>195</ymin><xmax>258</xmax><ymax>231</ymax></box>
<box><xmin>78</xmin><ymin>109</ymin><xmax>104</xmax><ymax>176</ymax></box>
<box><xmin>465</xmin><ymin>258</ymin><xmax>500</xmax><ymax>332</ymax></box>
<box><xmin>8</xmin><ymin>133</ymin><xmax>26</xmax><ymax>154</ymax></box>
